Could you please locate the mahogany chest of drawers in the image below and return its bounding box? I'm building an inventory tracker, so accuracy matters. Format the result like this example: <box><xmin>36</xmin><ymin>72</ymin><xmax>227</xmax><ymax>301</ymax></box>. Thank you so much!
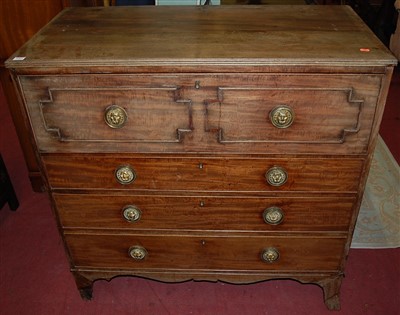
<box><xmin>6</xmin><ymin>5</ymin><xmax>397</xmax><ymax>310</ymax></box>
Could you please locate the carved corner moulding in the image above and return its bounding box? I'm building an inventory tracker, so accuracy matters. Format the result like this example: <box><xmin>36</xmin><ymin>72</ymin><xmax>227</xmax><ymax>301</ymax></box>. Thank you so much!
<box><xmin>204</xmin><ymin>87</ymin><xmax>364</xmax><ymax>145</ymax></box>
<box><xmin>39</xmin><ymin>86</ymin><xmax>364</xmax><ymax>146</ymax></box>
<box><xmin>39</xmin><ymin>86</ymin><xmax>194</xmax><ymax>143</ymax></box>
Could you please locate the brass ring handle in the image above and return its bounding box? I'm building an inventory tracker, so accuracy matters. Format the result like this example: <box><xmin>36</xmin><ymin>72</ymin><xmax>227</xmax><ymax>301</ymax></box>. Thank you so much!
<box><xmin>104</xmin><ymin>105</ymin><xmax>127</xmax><ymax>128</ymax></box>
<box><xmin>261</xmin><ymin>247</ymin><xmax>280</xmax><ymax>263</ymax></box>
<box><xmin>122</xmin><ymin>205</ymin><xmax>142</xmax><ymax>222</ymax></box>
<box><xmin>128</xmin><ymin>246</ymin><xmax>147</xmax><ymax>260</ymax></box>
<box><xmin>263</xmin><ymin>206</ymin><xmax>284</xmax><ymax>225</ymax></box>
<box><xmin>115</xmin><ymin>165</ymin><xmax>136</xmax><ymax>185</ymax></box>
<box><xmin>265</xmin><ymin>166</ymin><xmax>288</xmax><ymax>187</ymax></box>
<box><xmin>269</xmin><ymin>105</ymin><xmax>294</xmax><ymax>128</ymax></box>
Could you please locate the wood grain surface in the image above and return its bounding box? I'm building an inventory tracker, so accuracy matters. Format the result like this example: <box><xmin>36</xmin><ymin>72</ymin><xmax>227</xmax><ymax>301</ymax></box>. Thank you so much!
<box><xmin>55</xmin><ymin>193</ymin><xmax>356</xmax><ymax>231</ymax></box>
<box><xmin>6</xmin><ymin>6</ymin><xmax>396</xmax><ymax>69</ymax></box>
<box><xmin>65</xmin><ymin>232</ymin><xmax>346</xmax><ymax>271</ymax></box>
<box><xmin>43</xmin><ymin>155</ymin><xmax>364</xmax><ymax>192</ymax></box>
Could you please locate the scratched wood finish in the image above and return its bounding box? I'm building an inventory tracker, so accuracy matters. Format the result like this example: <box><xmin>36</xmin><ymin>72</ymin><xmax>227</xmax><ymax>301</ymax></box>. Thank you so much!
<box><xmin>6</xmin><ymin>5</ymin><xmax>397</xmax><ymax>310</ymax></box>
<box><xmin>65</xmin><ymin>233</ymin><xmax>346</xmax><ymax>271</ymax></box>
<box><xmin>6</xmin><ymin>6</ymin><xmax>396</xmax><ymax>69</ymax></box>
<box><xmin>55</xmin><ymin>194</ymin><xmax>356</xmax><ymax>231</ymax></box>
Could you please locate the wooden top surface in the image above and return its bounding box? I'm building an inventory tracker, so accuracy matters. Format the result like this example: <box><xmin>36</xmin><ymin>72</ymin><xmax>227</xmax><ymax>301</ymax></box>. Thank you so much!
<box><xmin>6</xmin><ymin>5</ymin><xmax>397</xmax><ymax>69</ymax></box>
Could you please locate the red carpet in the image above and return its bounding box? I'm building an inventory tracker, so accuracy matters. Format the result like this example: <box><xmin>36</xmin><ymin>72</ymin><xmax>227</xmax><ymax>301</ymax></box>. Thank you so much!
<box><xmin>1</xmin><ymin>69</ymin><xmax>399</xmax><ymax>314</ymax></box>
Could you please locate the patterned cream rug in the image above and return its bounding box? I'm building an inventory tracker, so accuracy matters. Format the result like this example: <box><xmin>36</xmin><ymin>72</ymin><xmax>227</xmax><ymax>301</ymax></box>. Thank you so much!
<box><xmin>351</xmin><ymin>135</ymin><xmax>400</xmax><ymax>248</ymax></box>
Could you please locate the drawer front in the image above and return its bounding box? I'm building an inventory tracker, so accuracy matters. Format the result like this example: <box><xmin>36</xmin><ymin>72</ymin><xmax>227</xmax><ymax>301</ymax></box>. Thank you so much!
<box><xmin>44</xmin><ymin>155</ymin><xmax>363</xmax><ymax>192</ymax></box>
<box><xmin>55</xmin><ymin>194</ymin><xmax>355</xmax><ymax>232</ymax></box>
<box><xmin>20</xmin><ymin>74</ymin><xmax>381</xmax><ymax>154</ymax></box>
<box><xmin>65</xmin><ymin>233</ymin><xmax>345</xmax><ymax>271</ymax></box>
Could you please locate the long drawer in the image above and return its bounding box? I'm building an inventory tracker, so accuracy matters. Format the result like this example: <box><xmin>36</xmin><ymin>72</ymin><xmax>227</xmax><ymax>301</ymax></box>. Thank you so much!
<box><xmin>55</xmin><ymin>194</ymin><xmax>355</xmax><ymax>232</ymax></box>
<box><xmin>43</xmin><ymin>155</ymin><xmax>363</xmax><ymax>192</ymax></box>
<box><xmin>65</xmin><ymin>233</ymin><xmax>346</xmax><ymax>271</ymax></box>
<box><xmin>20</xmin><ymin>73</ymin><xmax>381</xmax><ymax>154</ymax></box>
